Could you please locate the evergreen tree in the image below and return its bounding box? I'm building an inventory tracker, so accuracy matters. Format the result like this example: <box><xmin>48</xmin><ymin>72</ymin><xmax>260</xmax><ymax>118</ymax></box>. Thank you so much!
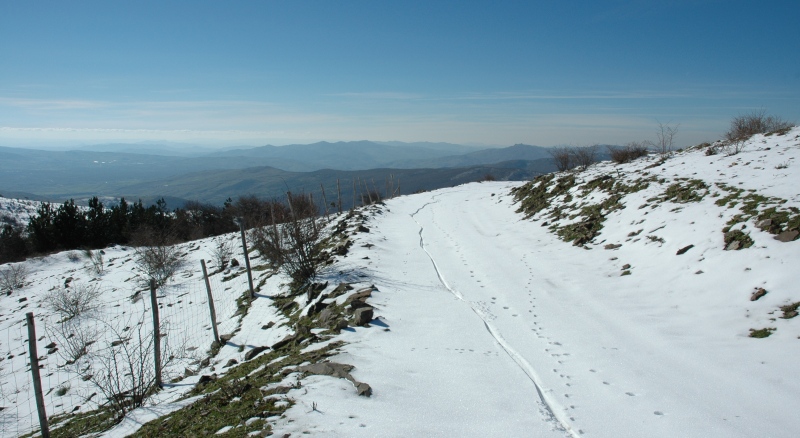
<box><xmin>53</xmin><ymin>199</ymin><xmax>86</xmax><ymax>249</ymax></box>
<box><xmin>27</xmin><ymin>202</ymin><xmax>57</xmax><ymax>252</ymax></box>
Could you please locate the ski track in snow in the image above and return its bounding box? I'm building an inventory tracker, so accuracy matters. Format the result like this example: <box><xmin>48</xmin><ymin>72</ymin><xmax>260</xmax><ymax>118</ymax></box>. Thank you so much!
<box><xmin>411</xmin><ymin>199</ymin><xmax>579</xmax><ymax>437</ymax></box>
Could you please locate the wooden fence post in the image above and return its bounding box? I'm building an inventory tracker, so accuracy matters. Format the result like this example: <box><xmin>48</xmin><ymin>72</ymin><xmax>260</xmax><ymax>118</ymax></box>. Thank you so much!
<box><xmin>337</xmin><ymin>178</ymin><xmax>342</xmax><ymax>213</ymax></box>
<box><xmin>26</xmin><ymin>312</ymin><xmax>50</xmax><ymax>438</ymax></box>
<box><xmin>200</xmin><ymin>260</ymin><xmax>220</xmax><ymax>344</ymax></box>
<box><xmin>149</xmin><ymin>279</ymin><xmax>162</xmax><ymax>389</ymax></box>
<box><xmin>235</xmin><ymin>217</ymin><xmax>256</xmax><ymax>299</ymax></box>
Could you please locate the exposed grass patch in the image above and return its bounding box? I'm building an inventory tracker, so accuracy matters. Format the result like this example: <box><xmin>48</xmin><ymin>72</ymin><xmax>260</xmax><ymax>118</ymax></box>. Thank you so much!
<box><xmin>780</xmin><ymin>302</ymin><xmax>800</xmax><ymax>319</ymax></box>
<box><xmin>650</xmin><ymin>179</ymin><xmax>708</xmax><ymax>204</ymax></box>
<box><xmin>749</xmin><ymin>328</ymin><xmax>775</xmax><ymax>338</ymax></box>
<box><xmin>131</xmin><ymin>341</ymin><xmax>345</xmax><ymax>437</ymax></box>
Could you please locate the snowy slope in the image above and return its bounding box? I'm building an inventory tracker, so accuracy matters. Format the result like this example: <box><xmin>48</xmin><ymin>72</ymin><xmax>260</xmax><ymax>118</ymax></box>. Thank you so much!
<box><xmin>0</xmin><ymin>197</ymin><xmax>41</xmax><ymax>228</ymax></box>
<box><xmin>271</xmin><ymin>129</ymin><xmax>800</xmax><ymax>437</ymax></box>
<box><xmin>1</xmin><ymin>128</ymin><xmax>798</xmax><ymax>437</ymax></box>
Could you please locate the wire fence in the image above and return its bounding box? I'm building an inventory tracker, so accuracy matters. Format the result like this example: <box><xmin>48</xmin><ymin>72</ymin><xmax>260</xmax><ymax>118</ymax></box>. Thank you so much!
<box><xmin>0</xmin><ymin>261</ymin><xmax>253</xmax><ymax>438</ymax></box>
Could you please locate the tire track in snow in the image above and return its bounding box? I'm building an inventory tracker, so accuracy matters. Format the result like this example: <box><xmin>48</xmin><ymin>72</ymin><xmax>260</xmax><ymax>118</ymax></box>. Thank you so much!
<box><xmin>410</xmin><ymin>202</ymin><xmax>579</xmax><ymax>438</ymax></box>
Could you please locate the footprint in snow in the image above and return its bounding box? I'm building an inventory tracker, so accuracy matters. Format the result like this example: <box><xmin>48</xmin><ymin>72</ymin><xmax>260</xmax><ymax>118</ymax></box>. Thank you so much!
<box><xmin>625</xmin><ymin>392</ymin><xmax>635</xmax><ymax>396</ymax></box>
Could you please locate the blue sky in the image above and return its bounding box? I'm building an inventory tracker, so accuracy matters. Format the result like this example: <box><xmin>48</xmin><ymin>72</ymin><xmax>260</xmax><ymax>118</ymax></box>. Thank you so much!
<box><xmin>1</xmin><ymin>0</ymin><xmax>798</xmax><ymax>149</ymax></box>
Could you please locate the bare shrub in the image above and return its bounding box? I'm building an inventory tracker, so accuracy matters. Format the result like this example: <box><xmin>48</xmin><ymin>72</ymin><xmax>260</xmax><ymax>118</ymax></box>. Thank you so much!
<box><xmin>131</xmin><ymin>228</ymin><xmax>186</xmax><ymax>288</ymax></box>
<box><xmin>44</xmin><ymin>282</ymin><xmax>102</xmax><ymax>321</ymax></box>
<box><xmin>549</xmin><ymin>146</ymin><xmax>573</xmax><ymax>172</ymax></box>
<box><xmin>360</xmin><ymin>189</ymin><xmax>383</xmax><ymax>206</ymax></box>
<box><xmin>46</xmin><ymin>319</ymin><xmax>100</xmax><ymax>365</ymax></box>
<box><xmin>83</xmin><ymin>248</ymin><xmax>105</xmax><ymax>276</ymax></box>
<box><xmin>87</xmin><ymin>312</ymin><xmax>175</xmax><ymax>420</ymax></box>
<box><xmin>209</xmin><ymin>237</ymin><xmax>234</xmax><ymax>272</ymax></box>
<box><xmin>570</xmin><ymin>144</ymin><xmax>599</xmax><ymax>170</ymax></box>
<box><xmin>654</xmin><ymin>122</ymin><xmax>679</xmax><ymax>155</ymax></box>
<box><xmin>608</xmin><ymin>142</ymin><xmax>649</xmax><ymax>164</ymax></box>
<box><xmin>0</xmin><ymin>263</ymin><xmax>29</xmax><ymax>293</ymax></box>
<box><xmin>726</xmin><ymin>109</ymin><xmax>793</xmax><ymax>143</ymax></box>
<box><xmin>481</xmin><ymin>174</ymin><xmax>497</xmax><ymax>182</ymax></box>
<box><xmin>251</xmin><ymin>192</ymin><xmax>326</xmax><ymax>291</ymax></box>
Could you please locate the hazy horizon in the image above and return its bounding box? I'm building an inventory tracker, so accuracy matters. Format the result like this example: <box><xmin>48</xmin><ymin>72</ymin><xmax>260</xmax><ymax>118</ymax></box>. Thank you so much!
<box><xmin>2</xmin><ymin>1</ymin><xmax>798</xmax><ymax>149</ymax></box>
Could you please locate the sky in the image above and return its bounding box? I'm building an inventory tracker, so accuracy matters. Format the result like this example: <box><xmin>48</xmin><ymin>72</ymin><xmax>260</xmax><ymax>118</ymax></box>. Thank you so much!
<box><xmin>1</xmin><ymin>0</ymin><xmax>798</xmax><ymax>149</ymax></box>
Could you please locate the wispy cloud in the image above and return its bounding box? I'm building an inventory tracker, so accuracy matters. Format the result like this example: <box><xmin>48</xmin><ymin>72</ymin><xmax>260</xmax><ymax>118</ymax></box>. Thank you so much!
<box><xmin>326</xmin><ymin>92</ymin><xmax>424</xmax><ymax>100</ymax></box>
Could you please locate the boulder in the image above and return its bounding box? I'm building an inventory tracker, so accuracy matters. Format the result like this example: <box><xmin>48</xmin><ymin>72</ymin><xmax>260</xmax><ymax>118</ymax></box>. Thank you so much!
<box><xmin>774</xmin><ymin>230</ymin><xmax>799</xmax><ymax>242</ymax></box>
<box><xmin>354</xmin><ymin>382</ymin><xmax>372</xmax><ymax>397</ymax></box>
<box><xmin>299</xmin><ymin>362</ymin><xmax>354</xmax><ymax>379</ymax></box>
<box><xmin>271</xmin><ymin>334</ymin><xmax>296</xmax><ymax>350</ymax></box>
<box><xmin>353</xmin><ymin>307</ymin><xmax>374</xmax><ymax>326</ymax></box>
<box><xmin>604</xmin><ymin>243</ymin><xmax>622</xmax><ymax>250</ymax></box>
<box><xmin>755</xmin><ymin>219</ymin><xmax>773</xmax><ymax>231</ymax></box>
<box><xmin>244</xmin><ymin>346</ymin><xmax>270</xmax><ymax>361</ymax></box>
<box><xmin>344</xmin><ymin>288</ymin><xmax>373</xmax><ymax>306</ymax></box>
<box><xmin>751</xmin><ymin>288</ymin><xmax>768</xmax><ymax>301</ymax></box>
<box><xmin>676</xmin><ymin>244</ymin><xmax>694</xmax><ymax>255</ymax></box>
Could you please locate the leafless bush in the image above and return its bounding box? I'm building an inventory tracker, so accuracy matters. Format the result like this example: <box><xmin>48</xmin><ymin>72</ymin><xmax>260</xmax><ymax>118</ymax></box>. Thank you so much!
<box><xmin>83</xmin><ymin>249</ymin><xmax>105</xmax><ymax>276</ymax></box>
<box><xmin>549</xmin><ymin>146</ymin><xmax>573</xmax><ymax>172</ymax></box>
<box><xmin>46</xmin><ymin>319</ymin><xmax>100</xmax><ymax>365</ymax></box>
<box><xmin>87</xmin><ymin>312</ymin><xmax>175</xmax><ymax>420</ymax></box>
<box><xmin>608</xmin><ymin>142</ymin><xmax>649</xmax><ymax>164</ymax></box>
<box><xmin>209</xmin><ymin>237</ymin><xmax>234</xmax><ymax>272</ymax></box>
<box><xmin>481</xmin><ymin>173</ymin><xmax>497</xmax><ymax>182</ymax></box>
<box><xmin>251</xmin><ymin>193</ymin><xmax>326</xmax><ymax>290</ymax></box>
<box><xmin>132</xmin><ymin>228</ymin><xmax>186</xmax><ymax>288</ymax></box>
<box><xmin>0</xmin><ymin>263</ymin><xmax>29</xmax><ymax>294</ymax></box>
<box><xmin>44</xmin><ymin>282</ymin><xmax>102</xmax><ymax>321</ymax></box>
<box><xmin>570</xmin><ymin>144</ymin><xmax>599</xmax><ymax>170</ymax></box>
<box><xmin>360</xmin><ymin>189</ymin><xmax>383</xmax><ymax>206</ymax></box>
<box><xmin>726</xmin><ymin>109</ymin><xmax>793</xmax><ymax>143</ymax></box>
<box><xmin>654</xmin><ymin>122</ymin><xmax>679</xmax><ymax>155</ymax></box>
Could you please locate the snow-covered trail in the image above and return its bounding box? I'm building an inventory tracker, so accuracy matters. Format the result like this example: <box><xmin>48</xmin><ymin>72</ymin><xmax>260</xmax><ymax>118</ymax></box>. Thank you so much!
<box><xmin>275</xmin><ymin>181</ymin><xmax>799</xmax><ymax>437</ymax></box>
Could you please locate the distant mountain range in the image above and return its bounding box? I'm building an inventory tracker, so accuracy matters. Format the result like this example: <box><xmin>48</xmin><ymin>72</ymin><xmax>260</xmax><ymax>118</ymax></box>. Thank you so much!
<box><xmin>0</xmin><ymin>141</ymin><xmax>586</xmax><ymax>207</ymax></box>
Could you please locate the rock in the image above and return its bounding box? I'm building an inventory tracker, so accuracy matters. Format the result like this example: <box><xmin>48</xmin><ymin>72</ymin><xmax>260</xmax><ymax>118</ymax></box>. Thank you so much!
<box><xmin>355</xmin><ymin>382</ymin><xmax>372</xmax><ymax>397</ymax></box>
<box><xmin>306</xmin><ymin>301</ymin><xmax>328</xmax><ymax>316</ymax></box>
<box><xmin>755</xmin><ymin>219</ymin><xmax>773</xmax><ymax>231</ymax></box>
<box><xmin>725</xmin><ymin>240</ymin><xmax>741</xmax><ymax>251</ymax></box>
<box><xmin>18</xmin><ymin>297</ymin><xmax>27</xmax><ymax>303</ymax></box>
<box><xmin>199</xmin><ymin>357</ymin><xmax>210</xmax><ymax>368</ymax></box>
<box><xmin>261</xmin><ymin>321</ymin><xmax>275</xmax><ymax>330</ymax></box>
<box><xmin>271</xmin><ymin>334</ymin><xmax>296</xmax><ymax>350</ymax></box>
<box><xmin>231</xmin><ymin>258</ymin><xmax>240</xmax><ymax>267</ymax></box>
<box><xmin>184</xmin><ymin>367</ymin><xmax>196</xmax><ymax>377</ymax></box>
<box><xmin>345</xmin><ymin>288</ymin><xmax>373</xmax><ymax>306</ymax></box>
<box><xmin>197</xmin><ymin>374</ymin><xmax>217</xmax><ymax>385</ymax></box>
<box><xmin>676</xmin><ymin>244</ymin><xmax>694</xmax><ymax>255</ymax></box>
<box><xmin>329</xmin><ymin>282</ymin><xmax>353</xmax><ymax>299</ymax></box>
<box><xmin>318</xmin><ymin>307</ymin><xmax>339</xmax><ymax>327</ymax></box>
<box><xmin>299</xmin><ymin>362</ymin><xmax>354</xmax><ymax>379</ymax></box>
<box><xmin>47</xmin><ymin>347</ymin><xmax>58</xmax><ymax>355</ymax></box>
<box><xmin>224</xmin><ymin>359</ymin><xmax>238</xmax><ymax>368</ymax></box>
<box><xmin>353</xmin><ymin>307</ymin><xmax>374</xmax><ymax>326</ymax></box>
<box><xmin>621</xmin><ymin>264</ymin><xmax>631</xmax><ymax>270</ymax></box>
<box><xmin>604</xmin><ymin>243</ymin><xmax>622</xmax><ymax>250</ymax></box>
<box><xmin>357</xmin><ymin>225</ymin><xmax>370</xmax><ymax>233</ymax></box>
<box><xmin>219</xmin><ymin>333</ymin><xmax>234</xmax><ymax>343</ymax></box>
<box><xmin>751</xmin><ymin>288</ymin><xmax>768</xmax><ymax>301</ymax></box>
<box><xmin>333</xmin><ymin>320</ymin><xmax>349</xmax><ymax>331</ymax></box>
<box><xmin>774</xmin><ymin>230</ymin><xmax>799</xmax><ymax>242</ymax></box>
<box><xmin>244</xmin><ymin>346</ymin><xmax>270</xmax><ymax>361</ymax></box>
<box><xmin>45</xmin><ymin>342</ymin><xmax>56</xmax><ymax>349</ymax></box>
